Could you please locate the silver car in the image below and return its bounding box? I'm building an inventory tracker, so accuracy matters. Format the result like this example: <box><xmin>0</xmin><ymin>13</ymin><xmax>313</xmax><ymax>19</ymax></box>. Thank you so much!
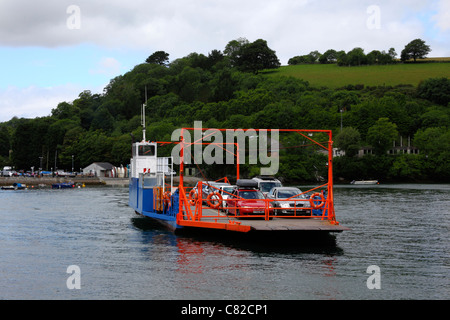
<box><xmin>267</xmin><ymin>187</ymin><xmax>310</xmax><ymax>216</ymax></box>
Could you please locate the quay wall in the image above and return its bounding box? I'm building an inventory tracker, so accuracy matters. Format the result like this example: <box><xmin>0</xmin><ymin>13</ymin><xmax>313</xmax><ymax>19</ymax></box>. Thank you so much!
<box><xmin>0</xmin><ymin>175</ymin><xmax>201</xmax><ymax>187</ymax></box>
<box><xmin>0</xmin><ymin>176</ymin><xmax>109</xmax><ymax>186</ymax></box>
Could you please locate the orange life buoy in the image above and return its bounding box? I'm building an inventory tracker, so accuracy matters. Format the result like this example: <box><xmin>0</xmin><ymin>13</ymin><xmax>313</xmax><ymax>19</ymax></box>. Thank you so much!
<box><xmin>189</xmin><ymin>189</ymin><xmax>197</xmax><ymax>206</ymax></box>
<box><xmin>309</xmin><ymin>192</ymin><xmax>325</xmax><ymax>209</ymax></box>
<box><xmin>207</xmin><ymin>192</ymin><xmax>223</xmax><ymax>209</ymax></box>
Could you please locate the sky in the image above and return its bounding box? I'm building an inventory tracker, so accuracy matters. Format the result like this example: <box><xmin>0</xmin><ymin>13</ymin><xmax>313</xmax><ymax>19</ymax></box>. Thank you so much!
<box><xmin>0</xmin><ymin>0</ymin><xmax>449</xmax><ymax>122</ymax></box>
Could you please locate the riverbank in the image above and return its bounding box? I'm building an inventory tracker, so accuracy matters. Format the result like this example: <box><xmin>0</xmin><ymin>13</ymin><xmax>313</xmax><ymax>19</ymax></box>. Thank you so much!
<box><xmin>0</xmin><ymin>176</ymin><xmax>107</xmax><ymax>187</ymax></box>
<box><xmin>0</xmin><ymin>175</ymin><xmax>202</xmax><ymax>187</ymax></box>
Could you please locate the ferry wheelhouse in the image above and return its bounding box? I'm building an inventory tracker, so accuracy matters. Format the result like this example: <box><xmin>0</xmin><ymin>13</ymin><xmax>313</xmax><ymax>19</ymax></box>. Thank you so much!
<box><xmin>128</xmin><ymin>127</ymin><xmax>349</xmax><ymax>236</ymax></box>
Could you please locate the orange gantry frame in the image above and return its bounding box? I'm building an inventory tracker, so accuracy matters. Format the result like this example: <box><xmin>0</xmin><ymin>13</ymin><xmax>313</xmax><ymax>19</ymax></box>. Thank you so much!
<box><xmin>173</xmin><ymin>128</ymin><xmax>338</xmax><ymax>232</ymax></box>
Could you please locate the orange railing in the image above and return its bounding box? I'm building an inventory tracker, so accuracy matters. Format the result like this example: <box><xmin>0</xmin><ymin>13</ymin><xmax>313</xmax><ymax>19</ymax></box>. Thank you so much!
<box><xmin>178</xmin><ymin>180</ymin><xmax>334</xmax><ymax>222</ymax></box>
<box><xmin>176</xmin><ymin>128</ymin><xmax>339</xmax><ymax>227</ymax></box>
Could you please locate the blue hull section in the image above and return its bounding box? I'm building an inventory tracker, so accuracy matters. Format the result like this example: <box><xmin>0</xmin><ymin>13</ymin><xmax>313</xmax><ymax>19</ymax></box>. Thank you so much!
<box><xmin>129</xmin><ymin>177</ymin><xmax>182</xmax><ymax>231</ymax></box>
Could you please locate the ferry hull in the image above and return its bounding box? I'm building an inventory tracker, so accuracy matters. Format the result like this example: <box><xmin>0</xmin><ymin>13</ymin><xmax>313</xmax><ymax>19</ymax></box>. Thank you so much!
<box><xmin>129</xmin><ymin>177</ymin><xmax>183</xmax><ymax>231</ymax></box>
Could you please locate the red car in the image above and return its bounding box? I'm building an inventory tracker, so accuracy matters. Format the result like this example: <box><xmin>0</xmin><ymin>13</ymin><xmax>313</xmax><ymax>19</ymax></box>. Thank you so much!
<box><xmin>225</xmin><ymin>188</ymin><xmax>273</xmax><ymax>218</ymax></box>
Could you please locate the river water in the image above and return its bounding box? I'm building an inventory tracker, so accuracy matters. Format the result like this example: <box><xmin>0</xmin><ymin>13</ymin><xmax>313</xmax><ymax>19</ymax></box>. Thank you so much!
<box><xmin>0</xmin><ymin>184</ymin><xmax>448</xmax><ymax>300</ymax></box>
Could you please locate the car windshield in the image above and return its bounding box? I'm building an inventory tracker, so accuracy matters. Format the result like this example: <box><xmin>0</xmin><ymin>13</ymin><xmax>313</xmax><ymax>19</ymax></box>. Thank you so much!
<box><xmin>277</xmin><ymin>189</ymin><xmax>305</xmax><ymax>199</ymax></box>
<box><xmin>222</xmin><ymin>187</ymin><xmax>234</xmax><ymax>194</ymax></box>
<box><xmin>260</xmin><ymin>182</ymin><xmax>282</xmax><ymax>193</ymax></box>
<box><xmin>239</xmin><ymin>191</ymin><xmax>265</xmax><ymax>199</ymax></box>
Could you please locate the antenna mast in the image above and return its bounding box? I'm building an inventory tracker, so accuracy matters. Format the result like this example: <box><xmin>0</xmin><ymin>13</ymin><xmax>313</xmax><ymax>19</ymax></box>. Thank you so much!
<box><xmin>141</xmin><ymin>86</ymin><xmax>147</xmax><ymax>142</ymax></box>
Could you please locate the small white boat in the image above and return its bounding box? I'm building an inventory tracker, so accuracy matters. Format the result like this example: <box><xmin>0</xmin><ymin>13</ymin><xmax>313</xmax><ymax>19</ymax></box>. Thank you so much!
<box><xmin>350</xmin><ymin>180</ymin><xmax>379</xmax><ymax>185</ymax></box>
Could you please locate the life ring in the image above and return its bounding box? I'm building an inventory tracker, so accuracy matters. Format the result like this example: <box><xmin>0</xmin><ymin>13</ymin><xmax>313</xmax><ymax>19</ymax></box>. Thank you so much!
<box><xmin>207</xmin><ymin>192</ymin><xmax>223</xmax><ymax>209</ymax></box>
<box><xmin>309</xmin><ymin>192</ymin><xmax>325</xmax><ymax>209</ymax></box>
<box><xmin>189</xmin><ymin>189</ymin><xmax>197</xmax><ymax>205</ymax></box>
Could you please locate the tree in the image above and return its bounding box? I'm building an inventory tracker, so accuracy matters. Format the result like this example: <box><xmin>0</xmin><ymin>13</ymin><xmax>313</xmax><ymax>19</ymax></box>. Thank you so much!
<box><xmin>414</xmin><ymin>127</ymin><xmax>449</xmax><ymax>157</ymax></box>
<box><xmin>388</xmin><ymin>47</ymin><xmax>397</xmax><ymax>60</ymax></box>
<box><xmin>413</xmin><ymin>127</ymin><xmax>450</xmax><ymax>181</ymax></box>
<box><xmin>420</xmin><ymin>106</ymin><xmax>450</xmax><ymax>128</ymax></box>
<box><xmin>288</xmin><ymin>55</ymin><xmax>307</xmax><ymax>65</ymax></box>
<box><xmin>145</xmin><ymin>51</ymin><xmax>170</xmax><ymax>66</ymax></box>
<box><xmin>346</xmin><ymin>47</ymin><xmax>367</xmax><ymax>66</ymax></box>
<box><xmin>0</xmin><ymin>126</ymin><xmax>10</xmax><ymax>158</ymax></box>
<box><xmin>417</xmin><ymin>77</ymin><xmax>450</xmax><ymax>106</ymax></box>
<box><xmin>367</xmin><ymin>118</ymin><xmax>398</xmax><ymax>155</ymax></box>
<box><xmin>234</xmin><ymin>39</ymin><xmax>281</xmax><ymax>74</ymax></box>
<box><xmin>288</xmin><ymin>51</ymin><xmax>321</xmax><ymax>65</ymax></box>
<box><xmin>307</xmin><ymin>50</ymin><xmax>321</xmax><ymax>63</ymax></box>
<box><xmin>224</xmin><ymin>37</ymin><xmax>249</xmax><ymax>67</ymax></box>
<box><xmin>334</xmin><ymin>127</ymin><xmax>361</xmax><ymax>157</ymax></box>
<box><xmin>366</xmin><ymin>50</ymin><xmax>382</xmax><ymax>65</ymax></box>
<box><xmin>51</xmin><ymin>101</ymin><xmax>78</xmax><ymax>119</ymax></box>
<box><xmin>206</xmin><ymin>49</ymin><xmax>225</xmax><ymax>70</ymax></box>
<box><xmin>319</xmin><ymin>49</ymin><xmax>338</xmax><ymax>64</ymax></box>
<box><xmin>11</xmin><ymin>118</ymin><xmax>52</xmax><ymax>170</ymax></box>
<box><xmin>400</xmin><ymin>39</ymin><xmax>431</xmax><ymax>62</ymax></box>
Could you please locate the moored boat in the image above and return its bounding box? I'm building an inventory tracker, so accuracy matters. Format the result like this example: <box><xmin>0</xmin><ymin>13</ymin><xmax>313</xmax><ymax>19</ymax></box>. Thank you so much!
<box><xmin>350</xmin><ymin>180</ymin><xmax>379</xmax><ymax>185</ymax></box>
<box><xmin>52</xmin><ymin>182</ymin><xmax>75</xmax><ymax>189</ymax></box>
<box><xmin>1</xmin><ymin>183</ymin><xmax>27</xmax><ymax>190</ymax></box>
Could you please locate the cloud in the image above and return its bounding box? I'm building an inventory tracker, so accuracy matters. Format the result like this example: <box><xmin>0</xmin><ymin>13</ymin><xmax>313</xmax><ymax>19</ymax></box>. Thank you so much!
<box><xmin>0</xmin><ymin>0</ymin><xmax>448</xmax><ymax>68</ymax></box>
<box><xmin>89</xmin><ymin>57</ymin><xmax>122</xmax><ymax>76</ymax></box>
<box><xmin>432</xmin><ymin>0</ymin><xmax>450</xmax><ymax>31</ymax></box>
<box><xmin>0</xmin><ymin>84</ymin><xmax>85</xmax><ymax>122</ymax></box>
<box><xmin>1</xmin><ymin>0</ymin><xmax>446</xmax><ymax>62</ymax></box>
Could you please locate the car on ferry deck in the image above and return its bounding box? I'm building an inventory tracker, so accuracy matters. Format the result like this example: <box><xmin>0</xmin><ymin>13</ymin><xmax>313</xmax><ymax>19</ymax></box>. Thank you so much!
<box><xmin>204</xmin><ymin>181</ymin><xmax>232</xmax><ymax>208</ymax></box>
<box><xmin>226</xmin><ymin>179</ymin><xmax>273</xmax><ymax>218</ymax></box>
<box><xmin>251</xmin><ymin>176</ymin><xmax>282</xmax><ymax>195</ymax></box>
<box><xmin>217</xmin><ymin>184</ymin><xmax>236</xmax><ymax>210</ymax></box>
<box><xmin>267</xmin><ymin>187</ymin><xmax>310</xmax><ymax>216</ymax></box>
<box><xmin>191</xmin><ymin>181</ymin><xmax>229</xmax><ymax>204</ymax></box>
<box><xmin>205</xmin><ymin>182</ymin><xmax>230</xmax><ymax>196</ymax></box>
<box><xmin>191</xmin><ymin>180</ymin><xmax>214</xmax><ymax>203</ymax></box>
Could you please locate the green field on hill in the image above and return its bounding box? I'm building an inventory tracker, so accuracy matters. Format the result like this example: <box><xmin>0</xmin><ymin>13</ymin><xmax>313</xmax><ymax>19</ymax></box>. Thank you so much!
<box><xmin>264</xmin><ymin>62</ymin><xmax>450</xmax><ymax>88</ymax></box>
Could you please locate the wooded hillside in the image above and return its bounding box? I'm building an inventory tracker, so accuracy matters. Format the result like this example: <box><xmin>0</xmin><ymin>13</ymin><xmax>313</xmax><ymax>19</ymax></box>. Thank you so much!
<box><xmin>1</xmin><ymin>41</ymin><xmax>449</xmax><ymax>183</ymax></box>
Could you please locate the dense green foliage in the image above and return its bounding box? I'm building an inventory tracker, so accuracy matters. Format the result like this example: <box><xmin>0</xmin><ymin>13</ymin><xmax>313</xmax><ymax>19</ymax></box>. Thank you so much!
<box><xmin>0</xmin><ymin>41</ymin><xmax>449</xmax><ymax>182</ymax></box>
<box><xmin>288</xmin><ymin>39</ymin><xmax>431</xmax><ymax>66</ymax></box>
<box><xmin>288</xmin><ymin>47</ymin><xmax>397</xmax><ymax>66</ymax></box>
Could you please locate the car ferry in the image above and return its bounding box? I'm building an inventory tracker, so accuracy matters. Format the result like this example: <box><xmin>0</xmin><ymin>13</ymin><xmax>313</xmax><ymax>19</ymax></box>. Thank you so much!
<box><xmin>128</xmin><ymin>125</ymin><xmax>349</xmax><ymax>236</ymax></box>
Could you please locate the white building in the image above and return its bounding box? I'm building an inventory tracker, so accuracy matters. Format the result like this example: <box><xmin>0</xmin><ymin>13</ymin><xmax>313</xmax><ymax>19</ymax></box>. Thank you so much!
<box><xmin>83</xmin><ymin>162</ymin><xmax>115</xmax><ymax>177</ymax></box>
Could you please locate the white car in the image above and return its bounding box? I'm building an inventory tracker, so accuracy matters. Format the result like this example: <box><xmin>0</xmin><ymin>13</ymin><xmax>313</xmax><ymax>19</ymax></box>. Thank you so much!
<box><xmin>252</xmin><ymin>176</ymin><xmax>282</xmax><ymax>195</ymax></box>
<box><xmin>266</xmin><ymin>187</ymin><xmax>310</xmax><ymax>216</ymax></box>
<box><xmin>218</xmin><ymin>185</ymin><xmax>236</xmax><ymax>210</ymax></box>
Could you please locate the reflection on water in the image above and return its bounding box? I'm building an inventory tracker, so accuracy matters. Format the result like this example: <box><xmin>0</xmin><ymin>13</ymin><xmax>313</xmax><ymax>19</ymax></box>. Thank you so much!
<box><xmin>131</xmin><ymin>215</ymin><xmax>343</xmax><ymax>255</ymax></box>
<box><xmin>0</xmin><ymin>184</ymin><xmax>448</xmax><ymax>300</ymax></box>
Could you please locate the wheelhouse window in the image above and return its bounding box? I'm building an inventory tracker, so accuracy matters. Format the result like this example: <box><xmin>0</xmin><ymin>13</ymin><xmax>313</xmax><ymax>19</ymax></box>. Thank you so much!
<box><xmin>137</xmin><ymin>144</ymin><xmax>155</xmax><ymax>156</ymax></box>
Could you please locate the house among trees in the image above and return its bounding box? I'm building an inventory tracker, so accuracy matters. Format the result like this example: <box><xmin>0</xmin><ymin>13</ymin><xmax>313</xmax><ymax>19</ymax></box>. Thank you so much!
<box><xmin>83</xmin><ymin>162</ymin><xmax>115</xmax><ymax>177</ymax></box>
